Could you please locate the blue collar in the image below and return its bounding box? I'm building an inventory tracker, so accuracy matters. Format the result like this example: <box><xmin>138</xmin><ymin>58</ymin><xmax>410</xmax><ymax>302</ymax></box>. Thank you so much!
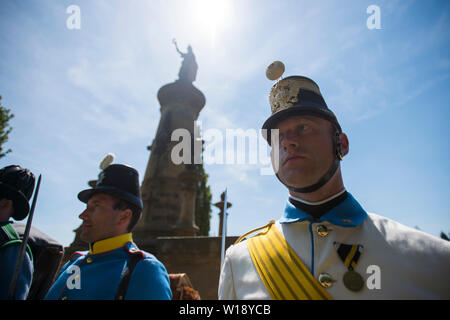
<box><xmin>280</xmin><ymin>192</ymin><xmax>367</xmax><ymax>227</ymax></box>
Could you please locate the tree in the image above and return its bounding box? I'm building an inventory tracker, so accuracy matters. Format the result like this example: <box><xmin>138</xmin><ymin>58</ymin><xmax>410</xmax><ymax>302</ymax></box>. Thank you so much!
<box><xmin>440</xmin><ymin>232</ymin><xmax>449</xmax><ymax>241</ymax></box>
<box><xmin>0</xmin><ymin>96</ymin><xmax>14</xmax><ymax>158</ymax></box>
<box><xmin>194</xmin><ymin>163</ymin><xmax>212</xmax><ymax>236</ymax></box>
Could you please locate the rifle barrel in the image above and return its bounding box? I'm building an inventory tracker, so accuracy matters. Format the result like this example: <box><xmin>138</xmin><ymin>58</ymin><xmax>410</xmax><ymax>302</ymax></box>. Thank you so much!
<box><xmin>7</xmin><ymin>174</ymin><xmax>41</xmax><ymax>300</ymax></box>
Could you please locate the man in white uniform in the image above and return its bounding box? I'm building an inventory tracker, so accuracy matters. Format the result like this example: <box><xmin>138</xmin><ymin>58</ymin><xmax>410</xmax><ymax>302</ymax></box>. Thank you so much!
<box><xmin>218</xmin><ymin>66</ymin><xmax>450</xmax><ymax>300</ymax></box>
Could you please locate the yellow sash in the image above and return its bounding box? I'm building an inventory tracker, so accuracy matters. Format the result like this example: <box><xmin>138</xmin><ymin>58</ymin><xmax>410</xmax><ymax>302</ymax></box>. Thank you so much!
<box><xmin>241</xmin><ymin>221</ymin><xmax>332</xmax><ymax>300</ymax></box>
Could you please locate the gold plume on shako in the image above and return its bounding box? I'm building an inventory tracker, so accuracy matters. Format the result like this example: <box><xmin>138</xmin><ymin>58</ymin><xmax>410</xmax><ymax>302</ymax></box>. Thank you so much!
<box><xmin>265</xmin><ymin>61</ymin><xmax>285</xmax><ymax>81</ymax></box>
<box><xmin>88</xmin><ymin>153</ymin><xmax>115</xmax><ymax>187</ymax></box>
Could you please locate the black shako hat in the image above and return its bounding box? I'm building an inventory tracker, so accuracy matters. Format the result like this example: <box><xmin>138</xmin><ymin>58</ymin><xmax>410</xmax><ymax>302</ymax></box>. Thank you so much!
<box><xmin>77</xmin><ymin>164</ymin><xmax>143</xmax><ymax>211</ymax></box>
<box><xmin>0</xmin><ymin>165</ymin><xmax>36</xmax><ymax>221</ymax></box>
<box><xmin>262</xmin><ymin>75</ymin><xmax>341</xmax><ymax>145</ymax></box>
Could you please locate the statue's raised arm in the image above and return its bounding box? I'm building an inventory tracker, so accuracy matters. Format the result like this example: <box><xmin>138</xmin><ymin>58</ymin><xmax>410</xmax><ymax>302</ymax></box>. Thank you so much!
<box><xmin>172</xmin><ymin>39</ymin><xmax>183</xmax><ymax>56</ymax></box>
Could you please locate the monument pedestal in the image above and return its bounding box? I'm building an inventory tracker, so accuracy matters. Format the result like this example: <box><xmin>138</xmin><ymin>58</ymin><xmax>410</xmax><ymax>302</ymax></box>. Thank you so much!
<box><xmin>136</xmin><ymin>236</ymin><xmax>238</xmax><ymax>300</ymax></box>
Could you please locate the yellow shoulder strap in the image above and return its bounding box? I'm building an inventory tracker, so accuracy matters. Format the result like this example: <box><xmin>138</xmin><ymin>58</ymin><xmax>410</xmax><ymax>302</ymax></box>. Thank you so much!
<box><xmin>246</xmin><ymin>222</ymin><xmax>332</xmax><ymax>300</ymax></box>
<box><xmin>234</xmin><ymin>220</ymin><xmax>276</xmax><ymax>245</ymax></box>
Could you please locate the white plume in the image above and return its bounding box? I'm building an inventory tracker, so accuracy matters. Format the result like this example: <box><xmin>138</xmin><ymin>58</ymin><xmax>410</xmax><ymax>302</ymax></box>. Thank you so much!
<box><xmin>99</xmin><ymin>153</ymin><xmax>115</xmax><ymax>170</ymax></box>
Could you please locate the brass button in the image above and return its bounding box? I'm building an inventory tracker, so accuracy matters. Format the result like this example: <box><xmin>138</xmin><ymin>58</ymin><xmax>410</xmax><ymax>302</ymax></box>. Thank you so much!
<box><xmin>316</xmin><ymin>225</ymin><xmax>329</xmax><ymax>237</ymax></box>
<box><xmin>86</xmin><ymin>257</ymin><xmax>93</xmax><ymax>264</ymax></box>
<box><xmin>318</xmin><ymin>273</ymin><xmax>334</xmax><ymax>288</ymax></box>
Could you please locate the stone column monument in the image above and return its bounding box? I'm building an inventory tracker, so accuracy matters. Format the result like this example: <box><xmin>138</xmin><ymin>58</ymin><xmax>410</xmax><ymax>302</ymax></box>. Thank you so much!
<box><xmin>133</xmin><ymin>41</ymin><xmax>205</xmax><ymax>240</ymax></box>
<box><xmin>64</xmin><ymin>43</ymin><xmax>239</xmax><ymax>299</ymax></box>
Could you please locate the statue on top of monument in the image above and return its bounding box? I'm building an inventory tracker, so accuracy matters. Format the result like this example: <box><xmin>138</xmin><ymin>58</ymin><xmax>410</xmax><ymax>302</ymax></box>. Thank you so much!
<box><xmin>173</xmin><ymin>39</ymin><xmax>198</xmax><ymax>83</ymax></box>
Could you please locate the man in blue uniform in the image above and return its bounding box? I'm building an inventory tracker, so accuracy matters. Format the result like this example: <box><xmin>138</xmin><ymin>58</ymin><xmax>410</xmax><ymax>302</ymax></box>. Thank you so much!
<box><xmin>0</xmin><ymin>165</ymin><xmax>36</xmax><ymax>300</ymax></box>
<box><xmin>45</xmin><ymin>164</ymin><xmax>172</xmax><ymax>300</ymax></box>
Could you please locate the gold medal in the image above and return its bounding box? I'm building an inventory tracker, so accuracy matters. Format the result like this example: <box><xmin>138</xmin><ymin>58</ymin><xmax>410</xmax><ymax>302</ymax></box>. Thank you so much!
<box><xmin>343</xmin><ymin>270</ymin><xmax>364</xmax><ymax>292</ymax></box>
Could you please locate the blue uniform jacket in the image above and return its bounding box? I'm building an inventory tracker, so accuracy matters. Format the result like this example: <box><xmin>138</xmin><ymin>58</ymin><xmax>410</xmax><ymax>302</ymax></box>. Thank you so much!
<box><xmin>0</xmin><ymin>221</ymin><xmax>33</xmax><ymax>300</ymax></box>
<box><xmin>45</xmin><ymin>233</ymin><xmax>172</xmax><ymax>300</ymax></box>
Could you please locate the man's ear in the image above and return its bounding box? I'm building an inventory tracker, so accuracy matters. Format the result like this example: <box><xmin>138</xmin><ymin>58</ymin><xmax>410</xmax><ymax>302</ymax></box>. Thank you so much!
<box><xmin>118</xmin><ymin>209</ymin><xmax>132</xmax><ymax>227</ymax></box>
<box><xmin>340</xmin><ymin>132</ymin><xmax>349</xmax><ymax>157</ymax></box>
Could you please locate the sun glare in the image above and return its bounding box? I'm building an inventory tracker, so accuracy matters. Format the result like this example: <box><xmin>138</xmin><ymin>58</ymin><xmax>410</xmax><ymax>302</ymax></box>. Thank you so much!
<box><xmin>193</xmin><ymin>0</ymin><xmax>233</xmax><ymax>48</ymax></box>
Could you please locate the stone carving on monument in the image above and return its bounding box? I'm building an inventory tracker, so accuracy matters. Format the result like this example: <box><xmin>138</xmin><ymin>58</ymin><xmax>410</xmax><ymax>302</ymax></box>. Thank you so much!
<box><xmin>173</xmin><ymin>39</ymin><xmax>198</xmax><ymax>83</ymax></box>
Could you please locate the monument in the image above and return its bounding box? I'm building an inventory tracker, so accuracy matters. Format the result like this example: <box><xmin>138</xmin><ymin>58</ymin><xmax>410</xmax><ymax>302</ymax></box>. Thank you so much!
<box><xmin>133</xmin><ymin>39</ymin><xmax>204</xmax><ymax>239</ymax></box>
<box><xmin>133</xmin><ymin>42</ymin><xmax>238</xmax><ymax>299</ymax></box>
<box><xmin>63</xmin><ymin>42</ymin><xmax>238</xmax><ymax>299</ymax></box>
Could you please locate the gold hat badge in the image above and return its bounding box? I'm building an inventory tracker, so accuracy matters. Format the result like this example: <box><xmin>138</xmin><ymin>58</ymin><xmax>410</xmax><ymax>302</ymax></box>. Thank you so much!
<box><xmin>265</xmin><ymin>61</ymin><xmax>323</xmax><ymax>115</ymax></box>
<box><xmin>262</xmin><ymin>61</ymin><xmax>341</xmax><ymax>142</ymax></box>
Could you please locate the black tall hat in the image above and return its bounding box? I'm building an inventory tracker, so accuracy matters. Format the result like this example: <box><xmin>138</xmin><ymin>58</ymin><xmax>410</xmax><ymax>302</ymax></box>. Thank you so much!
<box><xmin>77</xmin><ymin>164</ymin><xmax>143</xmax><ymax>210</ymax></box>
<box><xmin>0</xmin><ymin>165</ymin><xmax>36</xmax><ymax>221</ymax></box>
<box><xmin>262</xmin><ymin>75</ymin><xmax>341</xmax><ymax>145</ymax></box>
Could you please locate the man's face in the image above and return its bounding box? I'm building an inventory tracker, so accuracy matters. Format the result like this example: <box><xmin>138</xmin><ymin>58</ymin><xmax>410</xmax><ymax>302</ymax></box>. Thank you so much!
<box><xmin>0</xmin><ymin>199</ymin><xmax>14</xmax><ymax>221</ymax></box>
<box><xmin>78</xmin><ymin>193</ymin><xmax>122</xmax><ymax>243</ymax></box>
<box><xmin>271</xmin><ymin>115</ymin><xmax>336</xmax><ymax>189</ymax></box>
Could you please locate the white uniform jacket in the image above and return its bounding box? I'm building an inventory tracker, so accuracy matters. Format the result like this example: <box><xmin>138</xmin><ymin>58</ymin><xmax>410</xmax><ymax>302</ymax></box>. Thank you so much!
<box><xmin>218</xmin><ymin>193</ymin><xmax>450</xmax><ymax>299</ymax></box>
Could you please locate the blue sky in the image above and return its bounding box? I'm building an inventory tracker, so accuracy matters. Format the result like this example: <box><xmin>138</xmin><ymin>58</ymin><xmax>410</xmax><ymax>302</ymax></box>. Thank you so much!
<box><xmin>0</xmin><ymin>0</ymin><xmax>449</xmax><ymax>247</ymax></box>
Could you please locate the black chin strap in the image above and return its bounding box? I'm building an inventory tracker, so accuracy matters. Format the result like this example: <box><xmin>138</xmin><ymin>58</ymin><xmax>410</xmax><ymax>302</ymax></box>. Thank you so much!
<box><xmin>277</xmin><ymin>158</ymin><xmax>340</xmax><ymax>193</ymax></box>
<box><xmin>276</xmin><ymin>131</ymin><xmax>343</xmax><ymax>194</ymax></box>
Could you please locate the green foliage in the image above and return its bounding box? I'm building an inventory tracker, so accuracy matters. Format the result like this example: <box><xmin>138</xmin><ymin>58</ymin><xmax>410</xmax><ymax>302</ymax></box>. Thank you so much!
<box><xmin>440</xmin><ymin>232</ymin><xmax>449</xmax><ymax>241</ymax></box>
<box><xmin>194</xmin><ymin>163</ymin><xmax>212</xmax><ymax>236</ymax></box>
<box><xmin>0</xmin><ymin>96</ymin><xmax>14</xmax><ymax>158</ymax></box>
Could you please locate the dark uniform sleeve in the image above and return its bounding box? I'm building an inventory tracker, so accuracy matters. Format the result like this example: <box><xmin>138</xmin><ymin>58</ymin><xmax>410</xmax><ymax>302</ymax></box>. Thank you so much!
<box><xmin>125</xmin><ymin>257</ymin><xmax>172</xmax><ymax>300</ymax></box>
<box><xmin>0</xmin><ymin>243</ymin><xmax>33</xmax><ymax>300</ymax></box>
